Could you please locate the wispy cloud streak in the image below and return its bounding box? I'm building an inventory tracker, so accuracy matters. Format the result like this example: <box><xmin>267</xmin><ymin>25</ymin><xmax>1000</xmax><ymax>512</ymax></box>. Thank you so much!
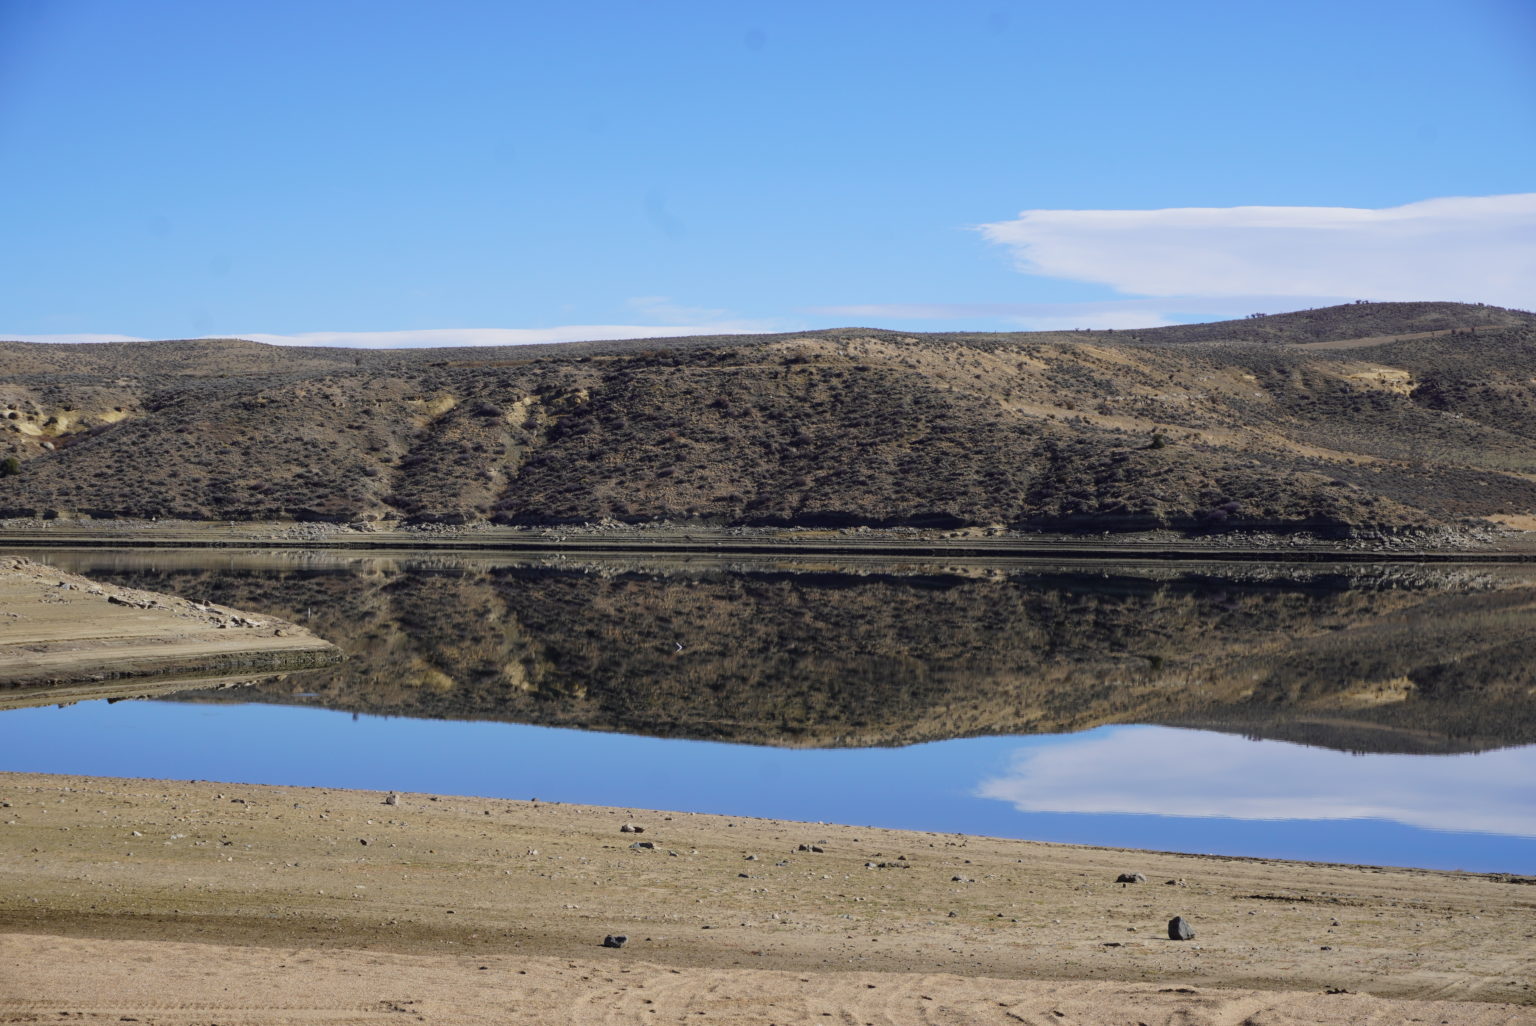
<box><xmin>810</xmin><ymin>295</ymin><xmax>1349</xmax><ymax>331</ymax></box>
<box><xmin>238</xmin><ymin>322</ymin><xmax>770</xmax><ymax>348</ymax></box>
<box><xmin>3</xmin><ymin>311</ymin><xmax>780</xmax><ymax>349</ymax></box>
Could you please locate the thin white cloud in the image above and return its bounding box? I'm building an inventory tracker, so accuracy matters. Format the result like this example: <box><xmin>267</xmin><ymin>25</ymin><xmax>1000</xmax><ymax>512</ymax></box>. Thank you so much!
<box><xmin>977</xmin><ymin>727</ymin><xmax>1536</xmax><ymax>839</ymax></box>
<box><xmin>0</xmin><ymin>333</ymin><xmax>150</xmax><ymax>344</ymax></box>
<box><xmin>978</xmin><ymin>193</ymin><xmax>1536</xmax><ymax>309</ymax></box>
<box><xmin>809</xmin><ymin>296</ymin><xmax>1348</xmax><ymax>330</ymax></box>
<box><xmin>2</xmin><ymin>296</ymin><xmax>782</xmax><ymax>348</ymax></box>
<box><xmin>2</xmin><ymin>318</ymin><xmax>781</xmax><ymax>350</ymax></box>
<box><xmin>237</xmin><ymin>321</ymin><xmax>774</xmax><ymax>349</ymax></box>
<box><xmin>1018</xmin><ymin>311</ymin><xmax>1177</xmax><ymax>331</ymax></box>
<box><xmin>625</xmin><ymin>295</ymin><xmax>739</xmax><ymax>323</ymax></box>
<box><xmin>815</xmin><ymin>296</ymin><xmax>1342</xmax><ymax>320</ymax></box>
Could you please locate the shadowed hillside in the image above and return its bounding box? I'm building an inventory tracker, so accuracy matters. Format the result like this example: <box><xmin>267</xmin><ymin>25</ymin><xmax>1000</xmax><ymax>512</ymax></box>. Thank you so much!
<box><xmin>6</xmin><ymin>302</ymin><xmax>1536</xmax><ymax>534</ymax></box>
<box><xmin>53</xmin><ymin>553</ymin><xmax>1536</xmax><ymax>754</ymax></box>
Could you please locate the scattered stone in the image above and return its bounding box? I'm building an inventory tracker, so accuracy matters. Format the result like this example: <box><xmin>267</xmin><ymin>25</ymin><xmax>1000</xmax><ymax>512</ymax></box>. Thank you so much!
<box><xmin>797</xmin><ymin>844</ymin><xmax>825</xmax><ymax>853</ymax></box>
<box><xmin>1116</xmin><ymin>872</ymin><xmax>1146</xmax><ymax>884</ymax></box>
<box><xmin>601</xmin><ymin>934</ymin><xmax>627</xmax><ymax>949</ymax></box>
<box><xmin>1168</xmin><ymin>916</ymin><xmax>1195</xmax><ymax>941</ymax></box>
<box><xmin>629</xmin><ymin>841</ymin><xmax>655</xmax><ymax>850</ymax></box>
<box><xmin>620</xmin><ymin>823</ymin><xmax>644</xmax><ymax>833</ymax></box>
<box><xmin>383</xmin><ymin>793</ymin><xmax>399</xmax><ymax>806</ymax></box>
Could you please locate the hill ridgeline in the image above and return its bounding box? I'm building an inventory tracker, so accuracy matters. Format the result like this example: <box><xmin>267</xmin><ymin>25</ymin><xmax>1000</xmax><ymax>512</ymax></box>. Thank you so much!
<box><xmin>5</xmin><ymin>301</ymin><xmax>1536</xmax><ymax>536</ymax></box>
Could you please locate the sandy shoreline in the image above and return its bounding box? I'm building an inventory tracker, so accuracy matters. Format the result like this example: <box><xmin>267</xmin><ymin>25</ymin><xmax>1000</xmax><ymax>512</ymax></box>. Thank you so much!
<box><xmin>0</xmin><ymin>772</ymin><xmax>1531</xmax><ymax>1024</ymax></box>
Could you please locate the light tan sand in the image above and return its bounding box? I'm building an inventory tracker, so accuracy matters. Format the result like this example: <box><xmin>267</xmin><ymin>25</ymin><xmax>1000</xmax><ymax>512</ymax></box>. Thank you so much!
<box><xmin>5</xmin><ymin>932</ymin><xmax>1532</xmax><ymax>1026</ymax></box>
<box><xmin>0</xmin><ymin>773</ymin><xmax>1532</xmax><ymax>1024</ymax></box>
<box><xmin>1487</xmin><ymin>514</ymin><xmax>1536</xmax><ymax>532</ymax></box>
<box><xmin>0</xmin><ymin>557</ymin><xmax>338</xmax><ymax>690</ymax></box>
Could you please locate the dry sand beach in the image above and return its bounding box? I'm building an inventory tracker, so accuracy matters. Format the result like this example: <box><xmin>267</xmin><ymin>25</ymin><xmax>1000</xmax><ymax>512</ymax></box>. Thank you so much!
<box><xmin>1</xmin><ymin>773</ymin><xmax>1533</xmax><ymax>1025</ymax></box>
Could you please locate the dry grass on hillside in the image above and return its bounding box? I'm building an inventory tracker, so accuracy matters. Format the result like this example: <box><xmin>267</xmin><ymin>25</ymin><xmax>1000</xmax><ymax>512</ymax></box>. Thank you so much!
<box><xmin>5</xmin><ymin>302</ymin><xmax>1536</xmax><ymax>533</ymax></box>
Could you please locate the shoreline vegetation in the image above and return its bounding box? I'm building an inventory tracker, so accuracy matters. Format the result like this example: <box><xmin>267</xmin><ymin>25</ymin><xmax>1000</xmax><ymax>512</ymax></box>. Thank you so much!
<box><xmin>0</xmin><ymin>772</ymin><xmax>1532</xmax><ymax>1024</ymax></box>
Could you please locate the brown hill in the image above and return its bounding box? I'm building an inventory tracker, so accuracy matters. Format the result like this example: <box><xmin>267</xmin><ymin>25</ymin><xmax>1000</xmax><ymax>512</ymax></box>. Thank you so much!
<box><xmin>1126</xmin><ymin>300</ymin><xmax>1535</xmax><ymax>346</ymax></box>
<box><xmin>5</xmin><ymin>301</ymin><xmax>1536</xmax><ymax>533</ymax></box>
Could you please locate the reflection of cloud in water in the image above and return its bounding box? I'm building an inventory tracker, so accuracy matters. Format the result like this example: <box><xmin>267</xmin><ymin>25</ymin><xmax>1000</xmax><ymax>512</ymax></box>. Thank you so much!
<box><xmin>976</xmin><ymin>727</ymin><xmax>1536</xmax><ymax>838</ymax></box>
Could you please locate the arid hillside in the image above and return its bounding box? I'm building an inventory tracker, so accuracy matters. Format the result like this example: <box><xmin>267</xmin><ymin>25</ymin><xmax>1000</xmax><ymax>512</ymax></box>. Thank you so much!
<box><xmin>5</xmin><ymin>301</ymin><xmax>1536</xmax><ymax>534</ymax></box>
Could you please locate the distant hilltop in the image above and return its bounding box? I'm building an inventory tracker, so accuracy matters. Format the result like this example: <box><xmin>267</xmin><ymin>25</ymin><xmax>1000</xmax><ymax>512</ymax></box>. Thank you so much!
<box><xmin>5</xmin><ymin>301</ymin><xmax>1536</xmax><ymax>536</ymax></box>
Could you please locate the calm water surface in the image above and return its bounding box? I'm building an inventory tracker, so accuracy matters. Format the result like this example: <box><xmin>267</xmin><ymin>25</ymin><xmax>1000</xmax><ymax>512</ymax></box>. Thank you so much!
<box><xmin>3</xmin><ymin>548</ymin><xmax>1534</xmax><ymax>873</ymax></box>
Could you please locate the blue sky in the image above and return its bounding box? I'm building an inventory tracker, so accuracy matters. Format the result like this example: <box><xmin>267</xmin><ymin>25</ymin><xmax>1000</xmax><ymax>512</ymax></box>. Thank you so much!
<box><xmin>2</xmin><ymin>0</ymin><xmax>1533</xmax><ymax>345</ymax></box>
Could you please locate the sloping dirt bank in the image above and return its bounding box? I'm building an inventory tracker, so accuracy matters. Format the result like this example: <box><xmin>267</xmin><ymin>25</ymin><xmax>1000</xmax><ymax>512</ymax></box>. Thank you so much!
<box><xmin>0</xmin><ymin>557</ymin><xmax>341</xmax><ymax>691</ymax></box>
<box><xmin>1</xmin><ymin>516</ymin><xmax>1531</xmax><ymax>561</ymax></box>
<box><xmin>0</xmin><ymin>773</ymin><xmax>1531</xmax><ymax>1024</ymax></box>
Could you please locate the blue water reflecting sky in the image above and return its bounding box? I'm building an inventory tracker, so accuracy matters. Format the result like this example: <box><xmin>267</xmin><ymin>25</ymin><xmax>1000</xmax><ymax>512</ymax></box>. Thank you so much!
<box><xmin>2</xmin><ymin>699</ymin><xmax>1532</xmax><ymax>874</ymax></box>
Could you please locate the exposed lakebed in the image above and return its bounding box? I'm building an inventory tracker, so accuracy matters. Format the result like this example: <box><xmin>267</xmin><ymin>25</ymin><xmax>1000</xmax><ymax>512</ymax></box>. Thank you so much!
<box><xmin>3</xmin><ymin>548</ymin><xmax>1534</xmax><ymax>872</ymax></box>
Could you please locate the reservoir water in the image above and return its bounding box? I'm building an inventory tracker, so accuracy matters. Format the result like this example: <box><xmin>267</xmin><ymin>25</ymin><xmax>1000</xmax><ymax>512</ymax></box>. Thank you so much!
<box><xmin>3</xmin><ymin>548</ymin><xmax>1534</xmax><ymax>874</ymax></box>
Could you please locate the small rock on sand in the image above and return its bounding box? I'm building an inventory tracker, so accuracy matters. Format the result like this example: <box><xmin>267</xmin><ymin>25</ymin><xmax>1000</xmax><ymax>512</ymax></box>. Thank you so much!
<box><xmin>1169</xmin><ymin>916</ymin><xmax>1195</xmax><ymax>940</ymax></box>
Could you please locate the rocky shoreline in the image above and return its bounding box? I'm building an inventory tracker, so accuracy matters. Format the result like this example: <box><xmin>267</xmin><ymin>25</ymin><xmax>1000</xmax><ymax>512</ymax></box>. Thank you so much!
<box><xmin>0</xmin><ymin>516</ymin><xmax>1529</xmax><ymax>562</ymax></box>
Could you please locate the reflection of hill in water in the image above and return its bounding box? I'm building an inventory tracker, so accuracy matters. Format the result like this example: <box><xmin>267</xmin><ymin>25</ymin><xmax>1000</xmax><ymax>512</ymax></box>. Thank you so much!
<box><xmin>60</xmin><ymin>555</ymin><xmax>1536</xmax><ymax>754</ymax></box>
